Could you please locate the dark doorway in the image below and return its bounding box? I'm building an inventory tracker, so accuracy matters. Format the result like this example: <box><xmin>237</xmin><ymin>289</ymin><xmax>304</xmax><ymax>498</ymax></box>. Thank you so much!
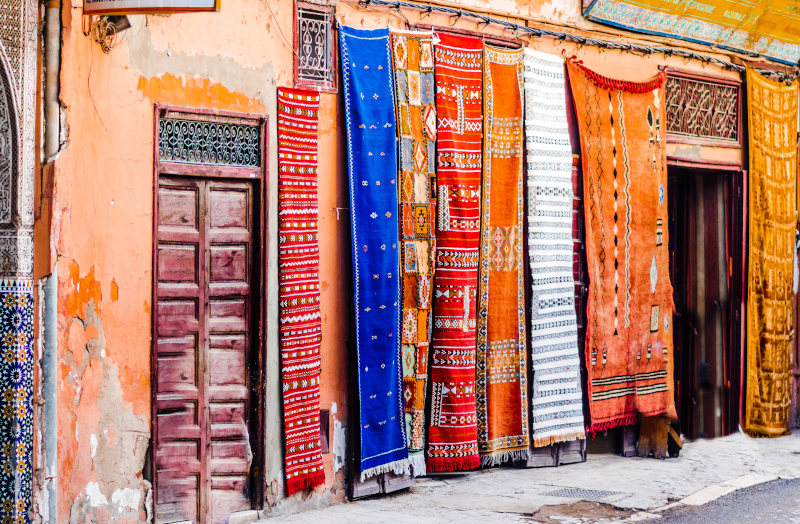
<box><xmin>668</xmin><ymin>164</ymin><xmax>745</xmax><ymax>440</ymax></box>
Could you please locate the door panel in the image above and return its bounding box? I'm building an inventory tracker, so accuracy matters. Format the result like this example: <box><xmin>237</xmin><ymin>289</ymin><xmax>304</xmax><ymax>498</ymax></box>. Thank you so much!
<box><xmin>155</xmin><ymin>177</ymin><xmax>255</xmax><ymax>524</ymax></box>
<box><xmin>207</xmin><ymin>181</ymin><xmax>253</xmax><ymax>524</ymax></box>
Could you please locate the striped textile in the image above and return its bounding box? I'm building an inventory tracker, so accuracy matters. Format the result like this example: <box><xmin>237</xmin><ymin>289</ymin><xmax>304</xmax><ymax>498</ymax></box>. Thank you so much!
<box><xmin>523</xmin><ymin>49</ymin><xmax>586</xmax><ymax>447</ymax></box>
<box><xmin>277</xmin><ymin>87</ymin><xmax>325</xmax><ymax>495</ymax></box>
<box><xmin>426</xmin><ymin>32</ymin><xmax>483</xmax><ymax>473</ymax></box>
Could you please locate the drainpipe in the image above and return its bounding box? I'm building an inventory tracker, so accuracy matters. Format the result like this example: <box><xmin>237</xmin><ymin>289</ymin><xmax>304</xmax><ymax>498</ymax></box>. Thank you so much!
<box><xmin>41</xmin><ymin>1</ymin><xmax>61</xmax><ymax>522</ymax></box>
<box><xmin>38</xmin><ymin>268</ymin><xmax>57</xmax><ymax>524</ymax></box>
<box><xmin>43</xmin><ymin>0</ymin><xmax>61</xmax><ymax>161</ymax></box>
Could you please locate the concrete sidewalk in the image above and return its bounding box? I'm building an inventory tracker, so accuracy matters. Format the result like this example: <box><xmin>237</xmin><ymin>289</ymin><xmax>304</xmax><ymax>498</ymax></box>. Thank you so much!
<box><xmin>258</xmin><ymin>432</ymin><xmax>800</xmax><ymax>523</ymax></box>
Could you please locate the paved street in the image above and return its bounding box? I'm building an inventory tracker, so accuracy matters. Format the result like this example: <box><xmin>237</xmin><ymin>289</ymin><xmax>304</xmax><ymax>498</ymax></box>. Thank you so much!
<box><xmin>259</xmin><ymin>432</ymin><xmax>800</xmax><ymax>523</ymax></box>
<box><xmin>659</xmin><ymin>478</ymin><xmax>800</xmax><ymax>524</ymax></box>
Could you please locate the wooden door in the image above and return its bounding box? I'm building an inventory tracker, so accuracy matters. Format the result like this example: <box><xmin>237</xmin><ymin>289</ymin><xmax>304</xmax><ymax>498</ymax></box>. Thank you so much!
<box><xmin>155</xmin><ymin>176</ymin><xmax>257</xmax><ymax>524</ymax></box>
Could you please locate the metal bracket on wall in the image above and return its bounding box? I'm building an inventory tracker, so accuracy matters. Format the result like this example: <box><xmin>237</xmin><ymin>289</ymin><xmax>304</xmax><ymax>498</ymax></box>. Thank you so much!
<box><xmin>83</xmin><ymin>14</ymin><xmax>131</xmax><ymax>54</ymax></box>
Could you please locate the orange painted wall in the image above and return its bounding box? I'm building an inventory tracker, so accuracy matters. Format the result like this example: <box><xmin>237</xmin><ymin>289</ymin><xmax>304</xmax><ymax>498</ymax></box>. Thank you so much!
<box><xmin>43</xmin><ymin>0</ymin><xmax>354</xmax><ymax>521</ymax></box>
<box><xmin>37</xmin><ymin>0</ymin><xmax>745</xmax><ymax>521</ymax></box>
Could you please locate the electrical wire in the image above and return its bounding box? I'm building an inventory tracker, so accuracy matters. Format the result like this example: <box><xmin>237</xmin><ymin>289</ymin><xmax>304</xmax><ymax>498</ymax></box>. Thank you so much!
<box><xmin>353</xmin><ymin>0</ymin><xmax>799</xmax><ymax>81</ymax></box>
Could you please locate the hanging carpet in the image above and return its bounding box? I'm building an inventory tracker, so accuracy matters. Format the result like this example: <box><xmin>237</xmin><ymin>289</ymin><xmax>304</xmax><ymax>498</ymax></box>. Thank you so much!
<box><xmin>476</xmin><ymin>44</ymin><xmax>529</xmax><ymax>466</ymax></box>
<box><xmin>426</xmin><ymin>32</ymin><xmax>483</xmax><ymax>473</ymax></box>
<box><xmin>523</xmin><ymin>49</ymin><xmax>586</xmax><ymax>447</ymax></box>
<box><xmin>566</xmin><ymin>61</ymin><xmax>676</xmax><ymax>433</ymax></box>
<box><xmin>340</xmin><ymin>25</ymin><xmax>409</xmax><ymax>479</ymax></box>
<box><xmin>390</xmin><ymin>29</ymin><xmax>437</xmax><ymax>475</ymax></box>
<box><xmin>277</xmin><ymin>87</ymin><xmax>326</xmax><ymax>495</ymax></box>
<box><xmin>743</xmin><ymin>68</ymin><xmax>798</xmax><ymax>438</ymax></box>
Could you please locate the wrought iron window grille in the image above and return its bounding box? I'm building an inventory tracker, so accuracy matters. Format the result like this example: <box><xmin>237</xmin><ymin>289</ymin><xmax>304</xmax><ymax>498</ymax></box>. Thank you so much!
<box><xmin>158</xmin><ymin>117</ymin><xmax>262</xmax><ymax>168</ymax></box>
<box><xmin>294</xmin><ymin>2</ymin><xmax>337</xmax><ymax>92</ymax></box>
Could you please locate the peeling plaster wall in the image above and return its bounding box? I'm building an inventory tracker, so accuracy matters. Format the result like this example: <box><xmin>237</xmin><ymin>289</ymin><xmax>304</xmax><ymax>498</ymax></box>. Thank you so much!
<box><xmin>37</xmin><ymin>0</ymin><xmax>747</xmax><ymax>521</ymax></box>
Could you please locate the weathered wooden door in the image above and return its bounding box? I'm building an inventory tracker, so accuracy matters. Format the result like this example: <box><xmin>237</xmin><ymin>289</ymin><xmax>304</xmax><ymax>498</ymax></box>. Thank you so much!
<box><xmin>155</xmin><ymin>176</ymin><xmax>258</xmax><ymax>524</ymax></box>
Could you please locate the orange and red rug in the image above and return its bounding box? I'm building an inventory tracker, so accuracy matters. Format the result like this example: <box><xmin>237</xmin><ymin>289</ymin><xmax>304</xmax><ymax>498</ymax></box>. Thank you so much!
<box><xmin>427</xmin><ymin>32</ymin><xmax>483</xmax><ymax>473</ymax></box>
<box><xmin>476</xmin><ymin>44</ymin><xmax>529</xmax><ymax>465</ymax></box>
<box><xmin>567</xmin><ymin>61</ymin><xmax>676</xmax><ymax>433</ymax></box>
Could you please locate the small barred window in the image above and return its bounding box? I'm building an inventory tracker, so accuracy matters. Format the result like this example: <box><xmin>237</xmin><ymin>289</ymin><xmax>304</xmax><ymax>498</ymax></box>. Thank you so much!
<box><xmin>294</xmin><ymin>3</ymin><xmax>336</xmax><ymax>91</ymax></box>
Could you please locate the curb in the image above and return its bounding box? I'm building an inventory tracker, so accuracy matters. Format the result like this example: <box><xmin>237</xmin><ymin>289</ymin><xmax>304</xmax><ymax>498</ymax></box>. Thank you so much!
<box><xmin>617</xmin><ymin>473</ymin><xmax>779</xmax><ymax>522</ymax></box>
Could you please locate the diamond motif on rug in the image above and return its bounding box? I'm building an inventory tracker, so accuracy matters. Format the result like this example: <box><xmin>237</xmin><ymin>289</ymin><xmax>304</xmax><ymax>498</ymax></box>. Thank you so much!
<box><xmin>393</xmin><ymin>35</ymin><xmax>408</xmax><ymax>69</ymax></box>
<box><xmin>423</xmin><ymin>105</ymin><xmax>437</xmax><ymax>140</ymax></box>
<box><xmin>413</xmin><ymin>141</ymin><xmax>427</xmax><ymax>173</ymax></box>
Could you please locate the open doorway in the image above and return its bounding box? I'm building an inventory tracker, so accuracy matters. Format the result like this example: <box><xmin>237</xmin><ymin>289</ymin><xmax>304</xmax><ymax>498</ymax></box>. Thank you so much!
<box><xmin>668</xmin><ymin>162</ymin><xmax>746</xmax><ymax>439</ymax></box>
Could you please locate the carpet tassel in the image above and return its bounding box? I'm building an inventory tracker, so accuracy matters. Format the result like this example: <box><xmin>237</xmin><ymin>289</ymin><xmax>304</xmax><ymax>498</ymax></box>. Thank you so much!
<box><xmin>408</xmin><ymin>453</ymin><xmax>427</xmax><ymax>477</ymax></box>
<box><xmin>426</xmin><ymin>455</ymin><xmax>481</xmax><ymax>473</ymax></box>
<box><xmin>587</xmin><ymin>414</ymin><xmax>640</xmax><ymax>438</ymax></box>
<box><xmin>360</xmin><ymin>457</ymin><xmax>412</xmax><ymax>482</ymax></box>
<box><xmin>532</xmin><ymin>432</ymin><xmax>586</xmax><ymax>449</ymax></box>
<box><xmin>286</xmin><ymin>469</ymin><xmax>326</xmax><ymax>497</ymax></box>
<box><xmin>479</xmin><ymin>448</ymin><xmax>530</xmax><ymax>467</ymax></box>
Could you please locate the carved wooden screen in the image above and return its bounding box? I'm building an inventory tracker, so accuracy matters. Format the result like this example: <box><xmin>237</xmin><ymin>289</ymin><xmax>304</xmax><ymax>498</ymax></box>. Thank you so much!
<box><xmin>664</xmin><ymin>69</ymin><xmax>742</xmax><ymax>148</ymax></box>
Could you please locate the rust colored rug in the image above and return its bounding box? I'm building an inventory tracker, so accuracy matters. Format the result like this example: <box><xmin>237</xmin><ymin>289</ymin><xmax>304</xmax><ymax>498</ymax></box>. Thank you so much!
<box><xmin>426</xmin><ymin>32</ymin><xmax>483</xmax><ymax>473</ymax></box>
<box><xmin>743</xmin><ymin>68</ymin><xmax>798</xmax><ymax>438</ymax></box>
<box><xmin>567</xmin><ymin>61</ymin><xmax>676</xmax><ymax>433</ymax></box>
<box><xmin>476</xmin><ymin>44</ymin><xmax>529</xmax><ymax>465</ymax></box>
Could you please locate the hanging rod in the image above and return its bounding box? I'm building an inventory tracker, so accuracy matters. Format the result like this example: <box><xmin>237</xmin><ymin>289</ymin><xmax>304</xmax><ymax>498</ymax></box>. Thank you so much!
<box><xmin>356</xmin><ymin>0</ymin><xmax>800</xmax><ymax>80</ymax></box>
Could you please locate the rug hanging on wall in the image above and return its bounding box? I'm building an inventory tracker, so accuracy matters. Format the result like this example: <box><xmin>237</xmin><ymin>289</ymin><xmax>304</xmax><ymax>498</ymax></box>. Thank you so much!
<box><xmin>340</xmin><ymin>25</ymin><xmax>409</xmax><ymax>479</ymax></box>
<box><xmin>475</xmin><ymin>44</ymin><xmax>529</xmax><ymax>466</ymax></box>
<box><xmin>523</xmin><ymin>49</ymin><xmax>586</xmax><ymax>447</ymax></box>
<box><xmin>390</xmin><ymin>29</ymin><xmax>437</xmax><ymax>475</ymax></box>
<box><xmin>743</xmin><ymin>68</ymin><xmax>798</xmax><ymax>438</ymax></box>
<box><xmin>426</xmin><ymin>32</ymin><xmax>483</xmax><ymax>473</ymax></box>
<box><xmin>567</xmin><ymin>60</ymin><xmax>676</xmax><ymax>433</ymax></box>
<box><xmin>277</xmin><ymin>87</ymin><xmax>326</xmax><ymax>495</ymax></box>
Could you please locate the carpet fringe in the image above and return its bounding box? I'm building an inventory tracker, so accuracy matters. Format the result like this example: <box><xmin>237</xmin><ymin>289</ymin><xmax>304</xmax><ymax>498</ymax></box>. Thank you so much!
<box><xmin>408</xmin><ymin>453</ymin><xmax>426</xmax><ymax>477</ymax></box>
<box><xmin>286</xmin><ymin>470</ymin><xmax>325</xmax><ymax>497</ymax></box>
<box><xmin>572</xmin><ymin>60</ymin><xmax>666</xmax><ymax>93</ymax></box>
<box><xmin>532</xmin><ymin>431</ymin><xmax>586</xmax><ymax>448</ymax></box>
<box><xmin>360</xmin><ymin>458</ymin><xmax>411</xmax><ymax>482</ymax></box>
<box><xmin>426</xmin><ymin>455</ymin><xmax>481</xmax><ymax>473</ymax></box>
<box><xmin>480</xmin><ymin>448</ymin><xmax>529</xmax><ymax>467</ymax></box>
<box><xmin>587</xmin><ymin>414</ymin><xmax>639</xmax><ymax>438</ymax></box>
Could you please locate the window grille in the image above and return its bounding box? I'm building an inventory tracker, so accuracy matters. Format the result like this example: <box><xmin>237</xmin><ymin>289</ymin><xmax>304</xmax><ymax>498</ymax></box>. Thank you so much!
<box><xmin>295</xmin><ymin>3</ymin><xmax>336</xmax><ymax>91</ymax></box>
<box><xmin>158</xmin><ymin>117</ymin><xmax>261</xmax><ymax>167</ymax></box>
<box><xmin>665</xmin><ymin>74</ymin><xmax>740</xmax><ymax>144</ymax></box>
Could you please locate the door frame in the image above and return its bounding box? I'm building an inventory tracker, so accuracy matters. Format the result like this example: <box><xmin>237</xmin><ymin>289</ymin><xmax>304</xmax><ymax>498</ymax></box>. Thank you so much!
<box><xmin>666</xmin><ymin>155</ymin><xmax>746</xmax><ymax>438</ymax></box>
<box><xmin>150</xmin><ymin>104</ymin><xmax>269</xmax><ymax>519</ymax></box>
